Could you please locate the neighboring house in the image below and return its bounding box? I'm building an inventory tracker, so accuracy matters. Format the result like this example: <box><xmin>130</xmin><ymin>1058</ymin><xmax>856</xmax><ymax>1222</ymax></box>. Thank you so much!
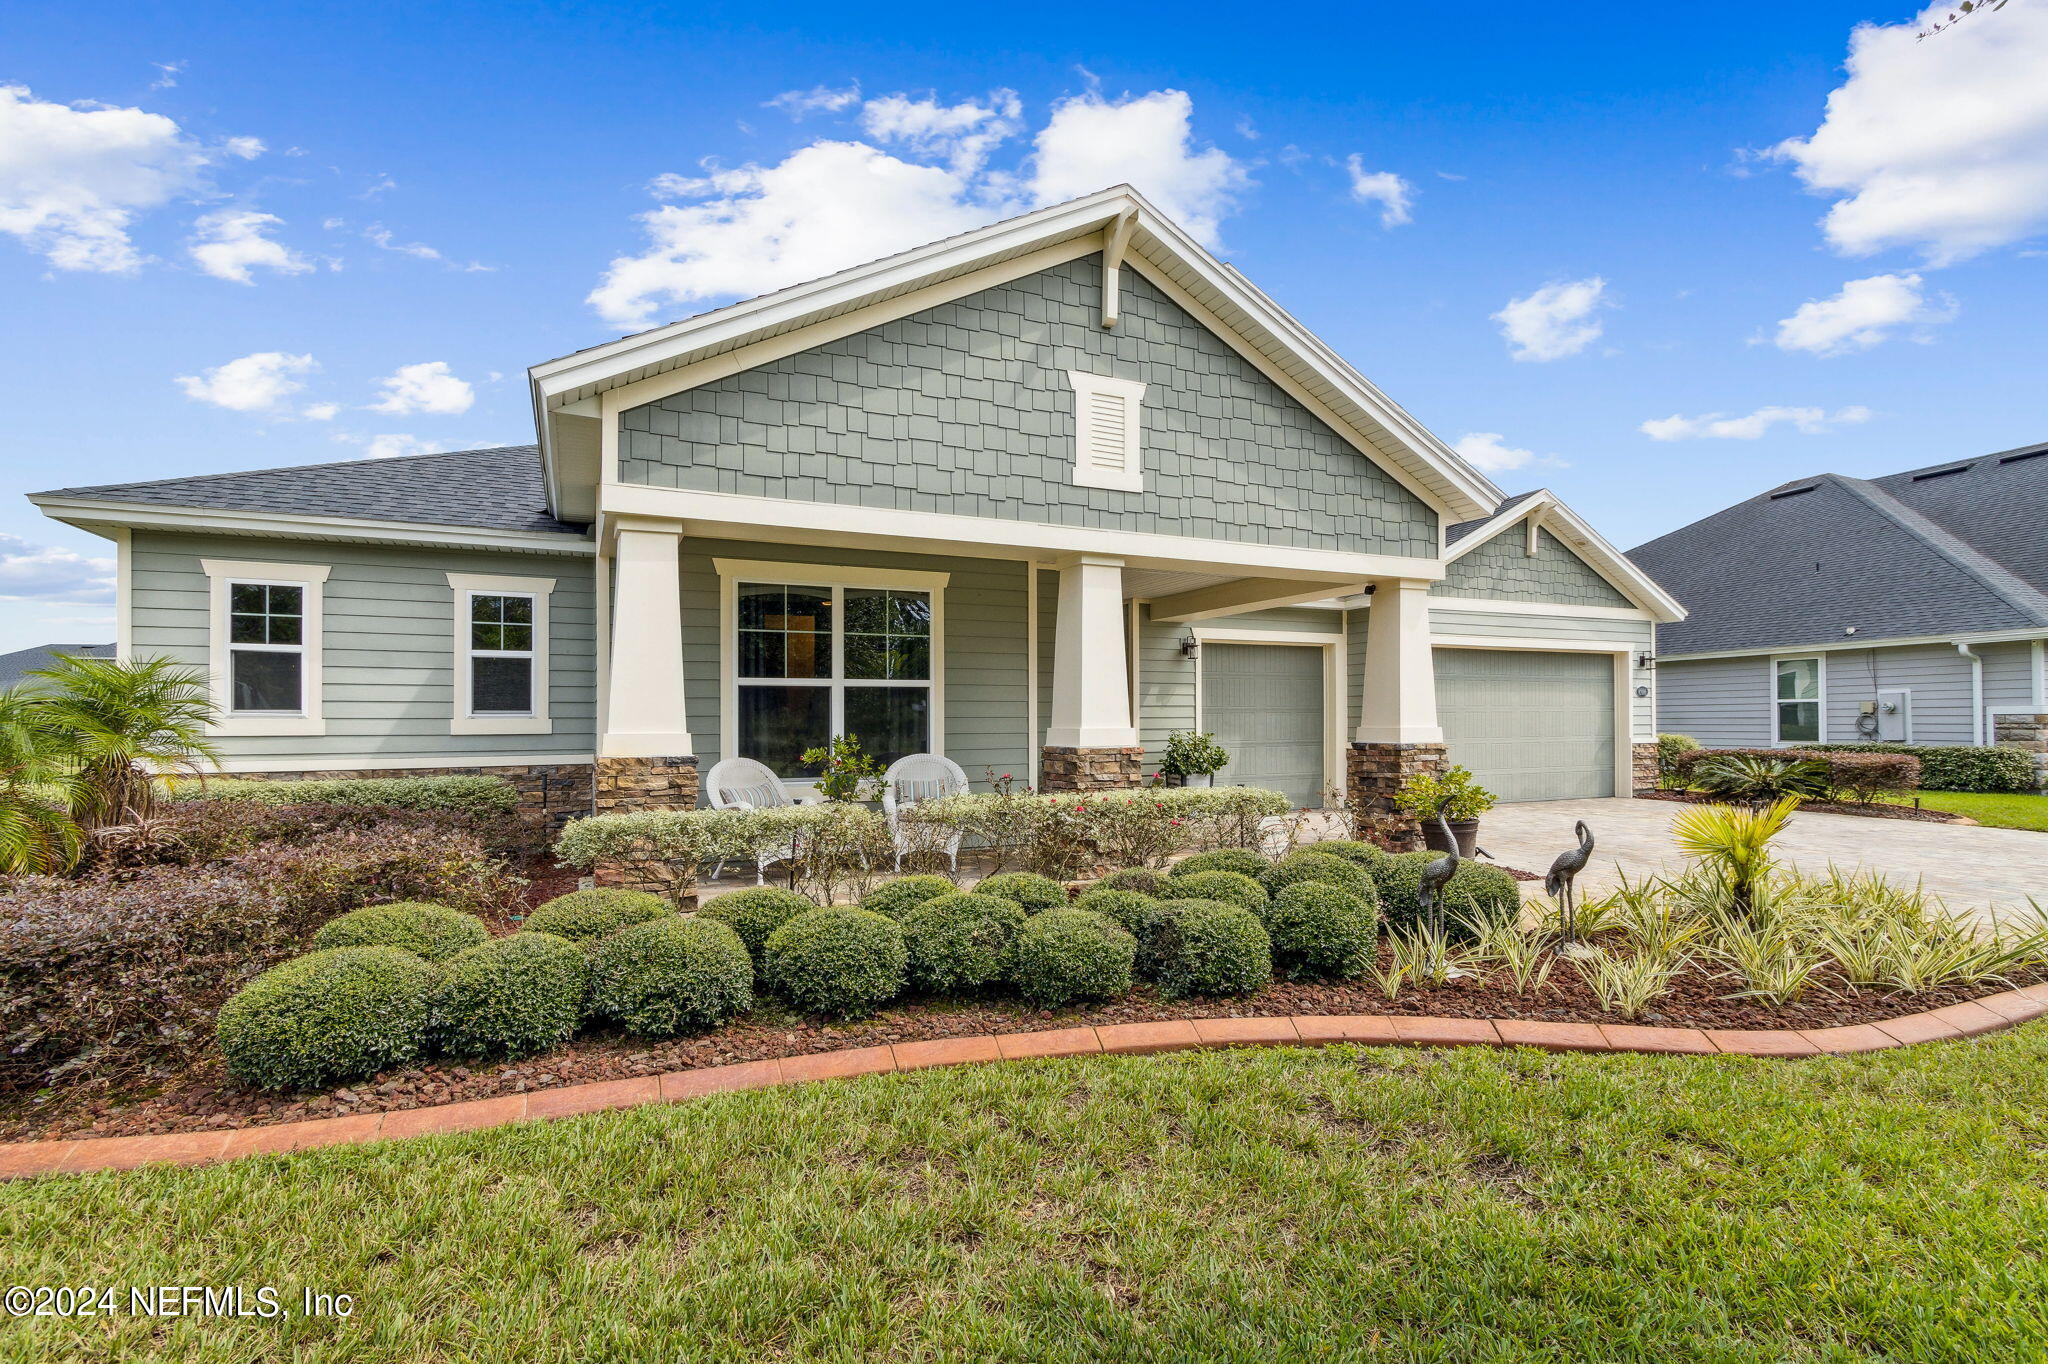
<box><xmin>1629</xmin><ymin>443</ymin><xmax>2048</xmax><ymax>769</ymax></box>
<box><xmin>0</xmin><ymin>642</ymin><xmax>114</xmax><ymax>690</ymax></box>
<box><xmin>29</xmin><ymin>186</ymin><xmax>1681</xmax><ymax>827</ymax></box>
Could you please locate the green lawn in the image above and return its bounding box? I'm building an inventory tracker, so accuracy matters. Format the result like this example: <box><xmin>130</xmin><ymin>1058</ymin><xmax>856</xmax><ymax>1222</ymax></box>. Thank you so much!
<box><xmin>7</xmin><ymin>1032</ymin><xmax>2048</xmax><ymax>1362</ymax></box>
<box><xmin>1890</xmin><ymin>789</ymin><xmax>2048</xmax><ymax>831</ymax></box>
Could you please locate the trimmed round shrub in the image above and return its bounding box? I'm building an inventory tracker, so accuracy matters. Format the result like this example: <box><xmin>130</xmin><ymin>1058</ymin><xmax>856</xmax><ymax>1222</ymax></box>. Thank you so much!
<box><xmin>1171</xmin><ymin>848</ymin><xmax>1270</xmax><ymax>880</ymax></box>
<box><xmin>763</xmin><ymin>908</ymin><xmax>907</xmax><ymax>1019</ymax></box>
<box><xmin>697</xmin><ymin>886</ymin><xmax>816</xmax><ymax>960</ymax></box>
<box><xmin>1095</xmin><ymin>867</ymin><xmax>1170</xmax><ymax>897</ymax></box>
<box><xmin>1369</xmin><ymin>853</ymin><xmax>1521</xmax><ymax>939</ymax></box>
<box><xmin>1072</xmin><ymin>888</ymin><xmax>1163</xmax><ymax>943</ymax></box>
<box><xmin>217</xmin><ymin>946</ymin><xmax>441</xmax><ymax>1090</ymax></box>
<box><xmin>587</xmin><ymin>916</ymin><xmax>753</xmax><ymax>1036</ymax></box>
<box><xmin>1170</xmin><ymin>869</ymin><xmax>1268</xmax><ymax>912</ymax></box>
<box><xmin>901</xmin><ymin>893</ymin><xmax>1026</xmax><ymax>994</ymax></box>
<box><xmin>973</xmin><ymin>872</ymin><xmax>1068</xmax><ymax>912</ymax></box>
<box><xmin>1150</xmin><ymin>900</ymin><xmax>1271</xmax><ymax>999</ymax></box>
<box><xmin>859</xmin><ymin>875</ymin><xmax>958</xmax><ymax>920</ymax></box>
<box><xmin>310</xmin><ymin>900</ymin><xmax>489</xmax><ymax>963</ymax></box>
<box><xmin>1010</xmin><ymin>909</ymin><xmax>1135</xmax><ymax>1007</ymax></box>
<box><xmin>522</xmin><ymin>888</ymin><xmax>670</xmax><ymax>943</ymax></box>
<box><xmin>1301</xmin><ymin>840</ymin><xmax>1391</xmax><ymax>871</ymax></box>
<box><xmin>437</xmin><ymin>932</ymin><xmax>589</xmax><ymax>1057</ymax></box>
<box><xmin>1260</xmin><ymin>851</ymin><xmax>1374</xmax><ymax>902</ymax></box>
<box><xmin>1266</xmin><ymin>883</ymin><xmax>1378</xmax><ymax>981</ymax></box>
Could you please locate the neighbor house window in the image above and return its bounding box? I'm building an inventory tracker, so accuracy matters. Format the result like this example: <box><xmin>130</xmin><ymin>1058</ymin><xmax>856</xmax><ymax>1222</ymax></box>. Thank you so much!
<box><xmin>446</xmin><ymin>573</ymin><xmax>554</xmax><ymax>736</ymax></box>
<box><xmin>201</xmin><ymin>559</ymin><xmax>330</xmax><ymax>737</ymax></box>
<box><xmin>719</xmin><ymin>561</ymin><xmax>949</xmax><ymax>781</ymax></box>
<box><xmin>1067</xmin><ymin>370</ymin><xmax>1147</xmax><ymax>493</ymax></box>
<box><xmin>1775</xmin><ymin>656</ymin><xmax>1821</xmax><ymax>743</ymax></box>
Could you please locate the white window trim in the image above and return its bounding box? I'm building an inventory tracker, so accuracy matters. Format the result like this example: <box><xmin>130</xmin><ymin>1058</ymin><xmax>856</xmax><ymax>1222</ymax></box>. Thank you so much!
<box><xmin>447</xmin><ymin>572</ymin><xmax>555</xmax><ymax>736</ymax></box>
<box><xmin>1067</xmin><ymin>370</ymin><xmax>1147</xmax><ymax>494</ymax></box>
<box><xmin>201</xmin><ymin>558</ymin><xmax>331</xmax><ymax>738</ymax></box>
<box><xmin>1771</xmin><ymin>654</ymin><xmax>1826</xmax><ymax>746</ymax></box>
<box><xmin>713</xmin><ymin>559</ymin><xmax>948</xmax><ymax>787</ymax></box>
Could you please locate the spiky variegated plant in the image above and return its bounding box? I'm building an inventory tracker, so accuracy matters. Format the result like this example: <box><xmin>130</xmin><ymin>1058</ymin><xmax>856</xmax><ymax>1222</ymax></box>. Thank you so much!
<box><xmin>24</xmin><ymin>654</ymin><xmax>219</xmax><ymax>831</ymax></box>
<box><xmin>1670</xmin><ymin>796</ymin><xmax>1800</xmax><ymax>920</ymax></box>
<box><xmin>0</xmin><ymin>687</ymin><xmax>85</xmax><ymax>875</ymax></box>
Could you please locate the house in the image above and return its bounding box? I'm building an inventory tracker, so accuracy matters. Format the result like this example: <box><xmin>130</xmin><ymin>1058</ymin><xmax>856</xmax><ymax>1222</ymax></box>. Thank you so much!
<box><xmin>0</xmin><ymin>642</ymin><xmax>115</xmax><ymax>690</ymax></box>
<box><xmin>28</xmin><ymin>186</ymin><xmax>1682</xmax><ymax>828</ymax></box>
<box><xmin>1629</xmin><ymin>443</ymin><xmax>2048</xmax><ymax>778</ymax></box>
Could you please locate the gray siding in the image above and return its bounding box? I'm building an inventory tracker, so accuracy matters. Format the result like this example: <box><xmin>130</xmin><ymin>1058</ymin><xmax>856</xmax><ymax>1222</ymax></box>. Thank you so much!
<box><xmin>129</xmin><ymin>531</ymin><xmax>596</xmax><ymax>762</ymax></box>
<box><xmin>619</xmin><ymin>253</ymin><xmax>1438</xmax><ymax>555</ymax></box>
<box><xmin>1346</xmin><ymin>607</ymin><xmax>1368</xmax><ymax>734</ymax></box>
<box><xmin>1132</xmin><ymin>604</ymin><xmax>1339</xmax><ymax>774</ymax></box>
<box><xmin>1655</xmin><ymin>656</ymin><xmax>1772</xmax><ymax>747</ymax></box>
<box><xmin>1434</xmin><ymin>526</ymin><xmax>1633</xmax><ymax>608</ymax></box>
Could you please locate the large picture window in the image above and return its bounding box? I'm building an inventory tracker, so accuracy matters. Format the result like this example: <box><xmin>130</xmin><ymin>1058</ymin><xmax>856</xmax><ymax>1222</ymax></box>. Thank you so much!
<box><xmin>1775</xmin><ymin>656</ymin><xmax>1821</xmax><ymax>743</ymax></box>
<box><xmin>732</xmin><ymin>573</ymin><xmax>939</xmax><ymax>778</ymax></box>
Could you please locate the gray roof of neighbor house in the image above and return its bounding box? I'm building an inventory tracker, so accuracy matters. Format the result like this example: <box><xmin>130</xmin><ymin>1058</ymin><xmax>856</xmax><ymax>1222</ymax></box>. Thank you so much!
<box><xmin>34</xmin><ymin>445</ymin><xmax>588</xmax><ymax>537</ymax></box>
<box><xmin>1629</xmin><ymin>440</ymin><xmax>2048</xmax><ymax>656</ymax></box>
<box><xmin>0</xmin><ymin>643</ymin><xmax>114</xmax><ymax>689</ymax></box>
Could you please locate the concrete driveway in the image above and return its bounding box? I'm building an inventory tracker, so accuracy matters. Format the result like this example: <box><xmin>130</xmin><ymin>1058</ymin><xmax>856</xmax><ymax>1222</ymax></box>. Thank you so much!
<box><xmin>1478</xmin><ymin>797</ymin><xmax>2048</xmax><ymax>929</ymax></box>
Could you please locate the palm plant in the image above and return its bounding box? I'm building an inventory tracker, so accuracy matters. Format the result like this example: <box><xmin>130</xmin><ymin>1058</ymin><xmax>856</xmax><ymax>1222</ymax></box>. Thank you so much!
<box><xmin>1688</xmin><ymin>754</ymin><xmax>1829</xmax><ymax>806</ymax></box>
<box><xmin>1671</xmin><ymin>797</ymin><xmax>1798</xmax><ymax>920</ymax></box>
<box><xmin>24</xmin><ymin>654</ymin><xmax>219</xmax><ymax>830</ymax></box>
<box><xmin>0</xmin><ymin>688</ymin><xmax>86</xmax><ymax>875</ymax></box>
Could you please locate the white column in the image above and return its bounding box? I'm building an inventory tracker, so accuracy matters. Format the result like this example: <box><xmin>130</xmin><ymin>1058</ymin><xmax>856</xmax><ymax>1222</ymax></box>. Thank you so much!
<box><xmin>602</xmin><ymin>523</ymin><xmax>694</xmax><ymax>757</ymax></box>
<box><xmin>1044</xmin><ymin>554</ymin><xmax>1138</xmax><ymax>749</ymax></box>
<box><xmin>1354</xmin><ymin>578</ymin><xmax>1442</xmax><ymax>744</ymax></box>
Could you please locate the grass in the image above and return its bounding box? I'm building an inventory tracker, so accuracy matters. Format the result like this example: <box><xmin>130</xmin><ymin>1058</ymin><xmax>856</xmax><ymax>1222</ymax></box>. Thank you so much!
<box><xmin>1888</xmin><ymin>789</ymin><xmax>2048</xmax><ymax>832</ymax></box>
<box><xmin>6</xmin><ymin>1041</ymin><xmax>2048</xmax><ymax>1359</ymax></box>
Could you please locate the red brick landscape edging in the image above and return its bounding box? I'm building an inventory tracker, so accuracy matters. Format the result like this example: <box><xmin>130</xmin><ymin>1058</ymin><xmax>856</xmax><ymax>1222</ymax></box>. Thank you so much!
<box><xmin>5</xmin><ymin>984</ymin><xmax>2045</xmax><ymax>1181</ymax></box>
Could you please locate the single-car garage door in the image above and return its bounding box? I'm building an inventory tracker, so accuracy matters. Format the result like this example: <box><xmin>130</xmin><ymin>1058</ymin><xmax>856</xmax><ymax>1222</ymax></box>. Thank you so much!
<box><xmin>1202</xmin><ymin>643</ymin><xmax>1326</xmax><ymax>808</ymax></box>
<box><xmin>1436</xmin><ymin>649</ymin><xmax>1614</xmax><ymax>802</ymax></box>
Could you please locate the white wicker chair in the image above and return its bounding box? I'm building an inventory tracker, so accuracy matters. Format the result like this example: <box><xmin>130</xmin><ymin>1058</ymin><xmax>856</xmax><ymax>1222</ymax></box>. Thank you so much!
<box><xmin>882</xmin><ymin>753</ymin><xmax>969</xmax><ymax>872</ymax></box>
<box><xmin>705</xmin><ymin>756</ymin><xmax>803</xmax><ymax>884</ymax></box>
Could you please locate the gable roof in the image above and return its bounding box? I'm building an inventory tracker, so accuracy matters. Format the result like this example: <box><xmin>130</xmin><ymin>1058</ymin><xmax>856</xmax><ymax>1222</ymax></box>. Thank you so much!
<box><xmin>0</xmin><ymin>643</ymin><xmax>114</xmax><ymax>690</ymax></box>
<box><xmin>1436</xmin><ymin>489</ymin><xmax>1686</xmax><ymax>620</ymax></box>
<box><xmin>32</xmin><ymin>446</ymin><xmax>591</xmax><ymax>548</ymax></box>
<box><xmin>1629</xmin><ymin>443</ymin><xmax>2048</xmax><ymax>656</ymax></box>
<box><xmin>529</xmin><ymin>185</ymin><xmax>1507</xmax><ymax>522</ymax></box>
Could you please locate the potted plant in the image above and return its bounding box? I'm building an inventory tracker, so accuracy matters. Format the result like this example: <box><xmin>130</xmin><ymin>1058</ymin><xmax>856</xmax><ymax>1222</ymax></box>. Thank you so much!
<box><xmin>1394</xmin><ymin>765</ymin><xmax>1497</xmax><ymax>856</ymax></box>
<box><xmin>1158</xmin><ymin>730</ymin><xmax>1230</xmax><ymax>788</ymax></box>
<box><xmin>798</xmin><ymin>733</ymin><xmax>884</xmax><ymax>803</ymax></box>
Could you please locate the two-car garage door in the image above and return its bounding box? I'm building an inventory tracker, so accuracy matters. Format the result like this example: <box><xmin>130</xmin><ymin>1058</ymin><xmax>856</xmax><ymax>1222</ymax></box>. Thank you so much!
<box><xmin>1435</xmin><ymin>649</ymin><xmax>1616</xmax><ymax>802</ymax></box>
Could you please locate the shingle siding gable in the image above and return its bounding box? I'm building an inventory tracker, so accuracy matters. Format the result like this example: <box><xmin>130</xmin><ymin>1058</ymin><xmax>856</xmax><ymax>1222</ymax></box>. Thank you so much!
<box><xmin>1433</xmin><ymin>525</ymin><xmax>1632</xmax><ymax>608</ymax></box>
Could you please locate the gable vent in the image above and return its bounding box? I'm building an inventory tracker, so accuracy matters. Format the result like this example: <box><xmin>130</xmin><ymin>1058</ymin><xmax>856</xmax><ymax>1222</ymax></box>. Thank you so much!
<box><xmin>1068</xmin><ymin>371</ymin><xmax>1147</xmax><ymax>493</ymax></box>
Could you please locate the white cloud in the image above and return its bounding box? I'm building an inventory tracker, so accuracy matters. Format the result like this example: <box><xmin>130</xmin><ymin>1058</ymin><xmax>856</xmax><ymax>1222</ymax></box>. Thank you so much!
<box><xmin>0</xmin><ymin>84</ymin><xmax>219</xmax><ymax>272</ymax></box>
<box><xmin>859</xmin><ymin>91</ymin><xmax>1020</xmax><ymax>172</ymax></box>
<box><xmin>186</xmin><ymin>208</ymin><xmax>311</xmax><ymax>284</ymax></box>
<box><xmin>223</xmin><ymin>136</ymin><xmax>264</xmax><ymax>160</ymax></box>
<box><xmin>1770</xmin><ymin>1</ymin><xmax>2048</xmax><ymax>263</ymax></box>
<box><xmin>768</xmin><ymin>84</ymin><xmax>861</xmax><ymax>117</ymax></box>
<box><xmin>174</xmin><ymin>351</ymin><xmax>316</xmax><ymax>412</ymax></box>
<box><xmin>369</xmin><ymin>361</ymin><xmax>473</xmax><ymax>415</ymax></box>
<box><xmin>1639</xmin><ymin>405</ymin><xmax>1873</xmax><ymax>441</ymax></box>
<box><xmin>361</xmin><ymin>433</ymin><xmax>436</xmax><ymax>459</ymax></box>
<box><xmin>1344</xmin><ymin>157</ymin><xmax>1413</xmax><ymax>227</ymax></box>
<box><xmin>1772</xmin><ymin>272</ymin><xmax>1956</xmax><ymax>355</ymax></box>
<box><xmin>301</xmin><ymin>402</ymin><xmax>339</xmax><ymax>421</ymax></box>
<box><xmin>1453</xmin><ymin>432</ymin><xmax>1566</xmax><ymax>475</ymax></box>
<box><xmin>1028</xmin><ymin>89</ymin><xmax>1248</xmax><ymax>246</ymax></box>
<box><xmin>1493</xmin><ymin>277</ymin><xmax>1608</xmax><ymax>362</ymax></box>
<box><xmin>150</xmin><ymin>62</ymin><xmax>183</xmax><ymax>91</ymax></box>
<box><xmin>0</xmin><ymin>534</ymin><xmax>115</xmax><ymax>603</ymax></box>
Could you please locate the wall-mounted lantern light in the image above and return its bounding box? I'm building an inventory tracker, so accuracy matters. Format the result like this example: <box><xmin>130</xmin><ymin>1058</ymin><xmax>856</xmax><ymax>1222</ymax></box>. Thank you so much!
<box><xmin>1180</xmin><ymin>633</ymin><xmax>1201</xmax><ymax>660</ymax></box>
<box><xmin>1636</xmin><ymin>651</ymin><xmax>1656</xmax><ymax>671</ymax></box>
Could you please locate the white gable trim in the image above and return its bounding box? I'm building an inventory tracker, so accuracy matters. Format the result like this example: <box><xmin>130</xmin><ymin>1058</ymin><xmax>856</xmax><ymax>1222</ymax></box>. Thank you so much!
<box><xmin>1440</xmin><ymin>490</ymin><xmax>1687</xmax><ymax>623</ymax></box>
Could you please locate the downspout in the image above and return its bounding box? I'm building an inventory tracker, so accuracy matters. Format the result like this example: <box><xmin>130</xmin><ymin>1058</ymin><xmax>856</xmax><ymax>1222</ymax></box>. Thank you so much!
<box><xmin>1955</xmin><ymin>642</ymin><xmax>1984</xmax><ymax>745</ymax></box>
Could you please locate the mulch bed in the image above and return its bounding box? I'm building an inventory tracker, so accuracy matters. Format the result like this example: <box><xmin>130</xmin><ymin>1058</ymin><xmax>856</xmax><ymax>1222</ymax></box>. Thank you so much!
<box><xmin>1635</xmin><ymin>789</ymin><xmax>1966</xmax><ymax>823</ymax></box>
<box><xmin>7</xmin><ymin>957</ymin><xmax>2040</xmax><ymax>1145</ymax></box>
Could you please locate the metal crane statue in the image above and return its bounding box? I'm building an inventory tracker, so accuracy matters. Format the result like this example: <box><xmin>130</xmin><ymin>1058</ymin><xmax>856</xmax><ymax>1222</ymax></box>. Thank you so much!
<box><xmin>1415</xmin><ymin>812</ymin><xmax>1461</xmax><ymax>939</ymax></box>
<box><xmin>1544</xmin><ymin>820</ymin><xmax>1596</xmax><ymax>944</ymax></box>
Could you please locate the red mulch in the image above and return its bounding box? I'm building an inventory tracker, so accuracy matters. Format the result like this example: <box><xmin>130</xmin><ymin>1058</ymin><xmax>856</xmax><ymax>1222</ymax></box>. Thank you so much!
<box><xmin>6</xmin><ymin>956</ymin><xmax>2039</xmax><ymax>1144</ymax></box>
<box><xmin>1635</xmin><ymin>789</ymin><xmax>1965</xmax><ymax>823</ymax></box>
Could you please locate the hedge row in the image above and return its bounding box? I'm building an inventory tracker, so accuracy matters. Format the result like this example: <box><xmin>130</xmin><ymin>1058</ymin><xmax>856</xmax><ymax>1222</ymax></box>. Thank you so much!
<box><xmin>171</xmin><ymin>775</ymin><xmax>520</xmax><ymax>819</ymax></box>
<box><xmin>1802</xmin><ymin>742</ymin><xmax>2037</xmax><ymax>794</ymax></box>
<box><xmin>1668</xmin><ymin>747</ymin><xmax>1922</xmax><ymax>802</ymax></box>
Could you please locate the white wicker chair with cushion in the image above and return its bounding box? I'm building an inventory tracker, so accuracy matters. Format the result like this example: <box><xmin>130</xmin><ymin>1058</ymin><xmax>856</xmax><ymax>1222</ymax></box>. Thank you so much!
<box><xmin>881</xmin><ymin>753</ymin><xmax>969</xmax><ymax>872</ymax></box>
<box><xmin>704</xmin><ymin>756</ymin><xmax>803</xmax><ymax>884</ymax></box>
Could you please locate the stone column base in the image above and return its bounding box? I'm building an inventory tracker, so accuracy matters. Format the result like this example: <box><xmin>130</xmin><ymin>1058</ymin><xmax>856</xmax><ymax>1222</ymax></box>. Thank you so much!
<box><xmin>591</xmin><ymin>755</ymin><xmax>702</xmax><ymax>901</ymax></box>
<box><xmin>1992</xmin><ymin>713</ymin><xmax>2048</xmax><ymax>791</ymax></box>
<box><xmin>1631</xmin><ymin>742</ymin><xmax>1661</xmax><ymax>795</ymax></box>
<box><xmin>1040</xmin><ymin>746</ymin><xmax>1144</xmax><ymax>792</ymax></box>
<box><xmin>1346</xmin><ymin>741</ymin><xmax>1448</xmax><ymax>851</ymax></box>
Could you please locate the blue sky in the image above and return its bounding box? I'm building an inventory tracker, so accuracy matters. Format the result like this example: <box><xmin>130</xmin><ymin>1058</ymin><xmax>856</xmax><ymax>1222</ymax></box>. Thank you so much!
<box><xmin>3</xmin><ymin>0</ymin><xmax>2045</xmax><ymax>651</ymax></box>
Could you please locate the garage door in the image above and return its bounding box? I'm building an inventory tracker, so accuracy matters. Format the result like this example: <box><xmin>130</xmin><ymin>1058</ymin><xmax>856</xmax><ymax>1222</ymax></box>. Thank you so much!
<box><xmin>1435</xmin><ymin>649</ymin><xmax>1614</xmax><ymax>802</ymax></box>
<box><xmin>1202</xmin><ymin>643</ymin><xmax>1326</xmax><ymax>808</ymax></box>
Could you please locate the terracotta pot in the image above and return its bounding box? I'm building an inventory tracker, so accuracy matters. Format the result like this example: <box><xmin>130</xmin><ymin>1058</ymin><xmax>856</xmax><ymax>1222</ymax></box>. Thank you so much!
<box><xmin>1421</xmin><ymin>818</ymin><xmax>1481</xmax><ymax>858</ymax></box>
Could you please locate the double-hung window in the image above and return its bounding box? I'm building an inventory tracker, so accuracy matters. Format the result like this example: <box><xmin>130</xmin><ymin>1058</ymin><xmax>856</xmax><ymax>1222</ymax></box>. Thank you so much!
<box><xmin>721</xmin><ymin>562</ymin><xmax>947</xmax><ymax>780</ymax></box>
<box><xmin>202</xmin><ymin>559</ymin><xmax>329</xmax><ymax>736</ymax></box>
<box><xmin>1774</xmin><ymin>656</ymin><xmax>1822</xmax><ymax>743</ymax></box>
<box><xmin>447</xmin><ymin>573</ymin><xmax>554</xmax><ymax>735</ymax></box>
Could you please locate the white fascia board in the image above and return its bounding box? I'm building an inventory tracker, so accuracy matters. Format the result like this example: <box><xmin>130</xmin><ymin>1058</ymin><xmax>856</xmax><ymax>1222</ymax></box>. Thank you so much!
<box><xmin>32</xmin><ymin>496</ymin><xmax>596</xmax><ymax>556</ymax></box>
<box><xmin>600</xmin><ymin>482</ymin><xmax>1445</xmax><ymax>583</ymax></box>
<box><xmin>1660</xmin><ymin>627</ymin><xmax>2048</xmax><ymax>663</ymax></box>
<box><xmin>1440</xmin><ymin>490</ymin><xmax>1686</xmax><ymax>623</ymax></box>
